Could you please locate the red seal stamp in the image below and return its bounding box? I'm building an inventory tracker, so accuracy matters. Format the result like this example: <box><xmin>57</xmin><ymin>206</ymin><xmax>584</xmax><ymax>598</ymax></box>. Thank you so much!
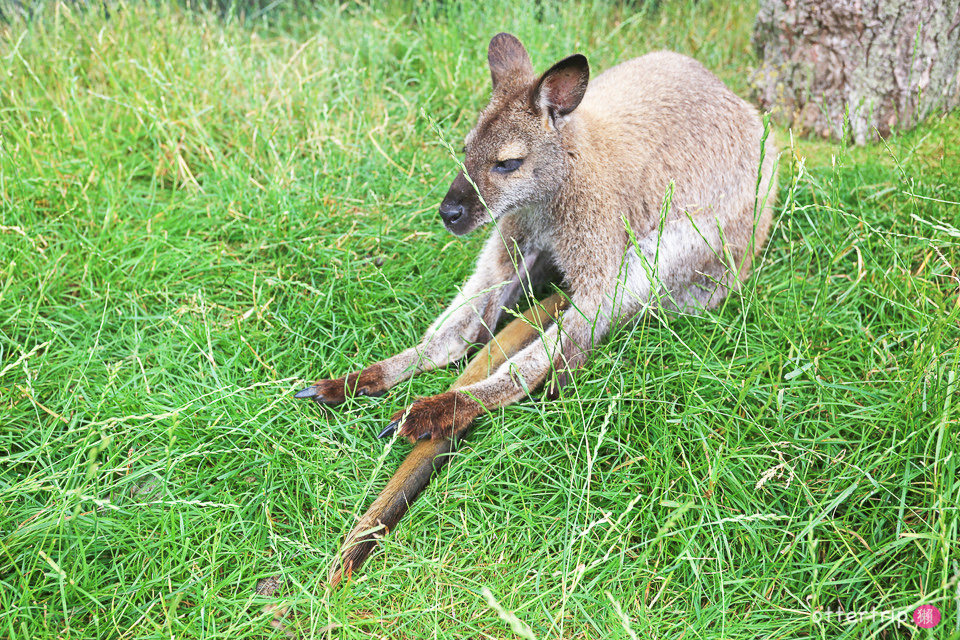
<box><xmin>913</xmin><ymin>605</ymin><xmax>940</xmax><ymax>629</ymax></box>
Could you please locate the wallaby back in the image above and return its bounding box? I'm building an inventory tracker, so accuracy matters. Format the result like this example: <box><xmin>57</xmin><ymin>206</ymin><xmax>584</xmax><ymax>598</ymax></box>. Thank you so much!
<box><xmin>579</xmin><ymin>51</ymin><xmax>774</xmax><ymax>249</ymax></box>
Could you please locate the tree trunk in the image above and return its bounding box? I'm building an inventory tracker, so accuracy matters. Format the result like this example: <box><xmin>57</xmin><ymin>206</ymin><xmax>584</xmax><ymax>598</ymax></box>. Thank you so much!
<box><xmin>752</xmin><ymin>0</ymin><xmax>960</xmax><ymax>145</ymax></box>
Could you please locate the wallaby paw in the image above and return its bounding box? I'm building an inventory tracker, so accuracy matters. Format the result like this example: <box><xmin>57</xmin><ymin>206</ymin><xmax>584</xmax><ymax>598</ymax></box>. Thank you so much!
<box><xmin>294</xmin><ymin>365</ymin><xmax>386</xmax><ymax>406</ymax></box>
<box><xmin>383</xmin><ymin>391</ymin><xmax>482</xmax><ymax>442</ymax></box>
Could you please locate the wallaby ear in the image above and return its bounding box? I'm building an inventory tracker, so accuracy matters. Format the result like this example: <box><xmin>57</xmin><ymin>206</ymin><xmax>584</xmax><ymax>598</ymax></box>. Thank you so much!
<box><xmin>534</xmin><ymin>54</ymin><xmax>590</xmax><ymax>121</ymax></box>
<box><xmin>488</xmin><ymin>33</ymin><xmax>533</xmax><ymax>92</ymax></box>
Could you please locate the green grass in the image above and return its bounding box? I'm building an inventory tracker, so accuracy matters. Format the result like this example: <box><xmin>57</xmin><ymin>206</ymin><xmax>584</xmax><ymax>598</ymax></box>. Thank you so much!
<box><xmin>1</xmin><ymin>1</ymin><xmax>958</xmax><ymax>638</ymax></box>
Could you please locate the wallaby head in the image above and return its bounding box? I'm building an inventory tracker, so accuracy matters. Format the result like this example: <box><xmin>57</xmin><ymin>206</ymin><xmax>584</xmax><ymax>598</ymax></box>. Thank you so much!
<box><xmin>438</xmin><ymin>33</ymin><xmax>589</xmax><ymax>236</ymax></box>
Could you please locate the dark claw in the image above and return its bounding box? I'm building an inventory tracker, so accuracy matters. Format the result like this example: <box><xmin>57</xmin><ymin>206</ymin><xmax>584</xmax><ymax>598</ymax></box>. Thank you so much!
<box><xmin>357</xmin><ymin>389</ymin><xmax>385</xmax><ymax>398</ymax></box>
<box><xmin>378</xmin><ymin>421</ymin><xmax>399</xmax><ymax>439</ymax></box>
<box><xmin>417</xmin><ymin>432</ymin><xmax>431</xmax><ymax>441</ymax></box>
<box><xmin>294</xmin><ymin>386</ymin><xmax>318</xmax><ymax>399</ymax></box>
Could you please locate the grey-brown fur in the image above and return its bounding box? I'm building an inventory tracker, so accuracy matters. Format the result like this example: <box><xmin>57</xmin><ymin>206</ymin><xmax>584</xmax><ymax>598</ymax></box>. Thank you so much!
<box><xmin>297</xmin><ymin>33</ymin><xmax>778</xmax><ymax>441</ymax></box>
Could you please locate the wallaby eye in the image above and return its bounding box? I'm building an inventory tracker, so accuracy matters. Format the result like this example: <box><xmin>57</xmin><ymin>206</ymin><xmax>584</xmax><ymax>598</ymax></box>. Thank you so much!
<box><xmin>493</xmin><ymin>158</ymin><xmax>524</xmax><ymax>174</ymax></box>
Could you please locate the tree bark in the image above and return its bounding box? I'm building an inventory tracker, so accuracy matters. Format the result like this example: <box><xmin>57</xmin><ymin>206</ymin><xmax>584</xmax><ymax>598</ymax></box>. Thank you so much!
<box><xmin>752</xmin><ymin>0</ymin><xmax>960</xmax><ymax>145</ymax></box>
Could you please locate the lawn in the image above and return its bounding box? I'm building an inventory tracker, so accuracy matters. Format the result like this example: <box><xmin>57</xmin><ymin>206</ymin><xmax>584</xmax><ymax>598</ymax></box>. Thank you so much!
<box><xmin>1</xmin><ymin>1</ymin><xmax>958</xmax><ymax>638</ymax></box>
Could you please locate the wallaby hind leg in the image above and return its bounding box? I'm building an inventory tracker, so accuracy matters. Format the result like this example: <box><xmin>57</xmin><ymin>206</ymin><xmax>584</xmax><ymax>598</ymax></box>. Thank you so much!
<box><xmin>616</xmin><ymin>207</ymin><xmax>768</xmax><ymax>316</ymax></box>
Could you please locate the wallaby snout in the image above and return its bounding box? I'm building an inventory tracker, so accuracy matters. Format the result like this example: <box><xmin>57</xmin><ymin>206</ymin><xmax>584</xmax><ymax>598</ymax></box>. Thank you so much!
<box><xmin>439</xmin><ymin>171</ymin><xmax>482</xmax><ymax>235</ymax></box>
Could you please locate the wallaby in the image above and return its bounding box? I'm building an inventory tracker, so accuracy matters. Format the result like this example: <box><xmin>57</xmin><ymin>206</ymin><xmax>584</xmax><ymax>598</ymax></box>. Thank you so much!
<box><xmin>296</xmin><ymin>33</ymin><xmax>778</xmax><ymax>441</ymax></box>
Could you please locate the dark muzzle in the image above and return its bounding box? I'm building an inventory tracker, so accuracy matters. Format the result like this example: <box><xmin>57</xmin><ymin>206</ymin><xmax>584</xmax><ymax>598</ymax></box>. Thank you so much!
<box><xmin>438</xmin><ymin>201</ymin><xmax>464</xmax><ymax>226</ymax></box>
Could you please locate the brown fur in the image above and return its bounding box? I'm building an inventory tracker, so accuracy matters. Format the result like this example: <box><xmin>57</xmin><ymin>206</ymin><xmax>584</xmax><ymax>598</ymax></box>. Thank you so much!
<box><xmin>298</xmin><ymin>34</ymin><xmax>778</xmax><ymax>441</ymax></box>
<box><xmin>390</xmin><ymin>391</ymin><xmax>483</xmax><ymax>442</ymax></box>
<box><xmin>303</xmin><ymin>364</ymin><xmax>385</xmax><ymax>404</ymax></box>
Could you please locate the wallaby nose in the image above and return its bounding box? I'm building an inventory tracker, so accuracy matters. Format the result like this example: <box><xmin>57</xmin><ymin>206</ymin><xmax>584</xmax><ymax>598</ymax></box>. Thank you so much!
<box><xmin>439</xmin><ymin>201</ymin><xmax>464</xmax><ymax>225</ymax></box>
